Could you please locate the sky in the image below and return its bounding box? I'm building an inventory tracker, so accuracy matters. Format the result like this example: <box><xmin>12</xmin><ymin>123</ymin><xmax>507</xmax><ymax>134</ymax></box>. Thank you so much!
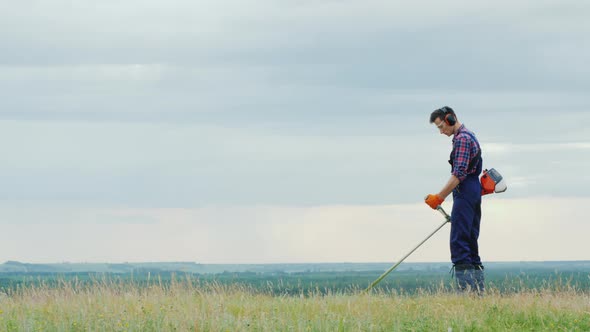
<box><xmin>1</xmin><ymin>1</ymin><xmax>589</xmax><ymax>264</ymax></box>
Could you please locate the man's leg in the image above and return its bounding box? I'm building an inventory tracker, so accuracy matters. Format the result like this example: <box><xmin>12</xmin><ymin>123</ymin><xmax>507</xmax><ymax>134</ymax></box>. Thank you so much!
<box><xmin>450</xmin><ymin>196</ymin><xmax>476</xmax><ymax>292</ymax></box>
<box><xmin>454</xmin><ymin>263</ymin><xmax>475</xmax><ymax>292</ymax></box>
<box><xmin>470</xmin><ymin>202</ymin><xmax>485</xmax><ymax>294</ymax></box>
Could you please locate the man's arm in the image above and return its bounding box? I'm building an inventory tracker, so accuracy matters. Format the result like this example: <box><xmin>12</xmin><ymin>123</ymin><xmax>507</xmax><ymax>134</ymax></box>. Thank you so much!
<box><xmin>438</xmin><ymin>175</ymin><xmax>460</xmax><ymax>199</ymax></box>
<box><xmin>425</xmin><ymin>135</ymin><xmax>469</xmax><ymax>209</ymax></box>
<box><xmin>438</xmin><ymin>135</ymin><xmax>470</xmax><ymax>198</ymax></box>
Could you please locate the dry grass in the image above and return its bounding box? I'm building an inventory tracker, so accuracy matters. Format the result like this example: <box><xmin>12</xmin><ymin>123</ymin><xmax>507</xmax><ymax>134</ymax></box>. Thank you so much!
<box><xmin>0</xmin><ymin>277</ymin><xmax>589</xmax><ymax>331</ymax></box>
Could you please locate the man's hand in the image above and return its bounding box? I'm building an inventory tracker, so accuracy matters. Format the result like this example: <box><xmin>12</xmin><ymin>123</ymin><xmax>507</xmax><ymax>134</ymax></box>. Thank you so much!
<box><xmin>424</xmin><ymin>194</ymin><xmax>444</xmax><ymax>209</ymax></box>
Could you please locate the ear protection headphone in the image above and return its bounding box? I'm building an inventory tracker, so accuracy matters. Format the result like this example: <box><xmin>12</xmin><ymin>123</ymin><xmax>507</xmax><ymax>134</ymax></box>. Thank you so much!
<box><xmin>441</xmin><ymin>106</ymin><xmax>456</xmax><ymax>126</ymax></box>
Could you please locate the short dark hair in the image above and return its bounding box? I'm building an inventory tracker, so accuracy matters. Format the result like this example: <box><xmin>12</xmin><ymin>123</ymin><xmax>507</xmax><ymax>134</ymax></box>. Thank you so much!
<box><xmin>429</xmin><ymin>106</ymin><xmax>455</xmax><ymax>123</ymax></box>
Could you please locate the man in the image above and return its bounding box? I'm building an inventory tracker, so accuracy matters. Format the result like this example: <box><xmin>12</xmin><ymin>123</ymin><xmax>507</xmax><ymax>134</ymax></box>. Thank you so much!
<box><xmin>425</xmin><ymin>106</ymin><xmax>485</xmax><ymax>293</ymax></box>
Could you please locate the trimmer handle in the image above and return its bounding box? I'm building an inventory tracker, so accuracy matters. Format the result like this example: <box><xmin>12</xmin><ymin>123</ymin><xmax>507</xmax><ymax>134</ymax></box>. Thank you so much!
<box><xmin>436</xmin><ymin>206</ymin><xmax>451</xmax><ymax>223</ymax></box>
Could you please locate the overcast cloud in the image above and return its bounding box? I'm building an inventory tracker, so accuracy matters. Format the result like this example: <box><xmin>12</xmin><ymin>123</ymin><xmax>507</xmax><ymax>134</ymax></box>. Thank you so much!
<box><xmin>0</xmin><ymin>1</ymin><xmax>588</xmax><ymax>263</ymax></box>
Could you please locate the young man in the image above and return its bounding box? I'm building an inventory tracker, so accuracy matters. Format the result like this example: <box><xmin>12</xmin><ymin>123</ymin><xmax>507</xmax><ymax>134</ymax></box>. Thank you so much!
<box><xmin>425</xmin><ymin>106</ymin><xmax>485</xmax><ymax>293</ymax></box>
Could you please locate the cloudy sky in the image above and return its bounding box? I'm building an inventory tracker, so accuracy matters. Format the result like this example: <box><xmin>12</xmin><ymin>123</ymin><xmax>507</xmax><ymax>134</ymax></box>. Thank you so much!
<box><xmin>1</xmin><ymin>1</ymin><xmax>588</xmax><ymax>264</ymax></box>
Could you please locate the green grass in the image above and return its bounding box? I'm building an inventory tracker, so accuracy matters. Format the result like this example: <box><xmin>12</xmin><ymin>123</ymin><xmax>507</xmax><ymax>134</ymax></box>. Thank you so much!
<box><xmin>0</xmin><ymin>277</ymin><xmax>589</xmax><ymax>331</ymax></box>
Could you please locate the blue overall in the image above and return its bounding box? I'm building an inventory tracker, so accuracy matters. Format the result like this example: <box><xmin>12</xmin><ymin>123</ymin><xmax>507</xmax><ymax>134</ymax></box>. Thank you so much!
<box><xmin>450</xmin><ymin>163</ymin><xmax>482</xmax><ymax>266</ymax></box>
<box><xmin>449</xmin><ymin>133</ymin><xmax>483</xmax><ymax>267</ymax></box>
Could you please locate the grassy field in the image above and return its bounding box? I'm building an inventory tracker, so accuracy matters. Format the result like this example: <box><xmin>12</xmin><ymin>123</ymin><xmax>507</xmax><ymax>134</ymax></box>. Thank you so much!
<box><xmin>1</xmin><ymin>277</ymin><xmax>589</xmax><ymax>331</ymax></box>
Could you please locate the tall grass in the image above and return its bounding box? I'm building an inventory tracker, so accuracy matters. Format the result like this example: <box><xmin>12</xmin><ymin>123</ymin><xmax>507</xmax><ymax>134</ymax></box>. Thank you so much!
<box><xmin>0</xmin><ymin>275</ymin><xmax>589</xmax><ymax>331</ymax></box>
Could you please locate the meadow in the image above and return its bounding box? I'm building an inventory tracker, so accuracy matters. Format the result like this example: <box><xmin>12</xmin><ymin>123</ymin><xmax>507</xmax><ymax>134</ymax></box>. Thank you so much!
<box><xmin>1</xmin><ymin>274</ymin><xmax>589</xmax><ymax>331</ymax></box>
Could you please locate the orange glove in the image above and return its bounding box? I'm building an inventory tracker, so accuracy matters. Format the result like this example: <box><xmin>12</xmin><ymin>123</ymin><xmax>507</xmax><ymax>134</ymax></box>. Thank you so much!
<box><xmin>424</xmin><ymin>194</ymin><xmax>444</xmax><ymax>209</ymax></box>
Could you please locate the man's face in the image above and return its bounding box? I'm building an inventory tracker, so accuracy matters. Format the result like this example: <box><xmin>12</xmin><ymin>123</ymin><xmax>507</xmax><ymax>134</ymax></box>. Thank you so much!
<box><xmin>434</xmin><ymin>118</ymin><xmax>453</xmax><ymax>137</ymax></box>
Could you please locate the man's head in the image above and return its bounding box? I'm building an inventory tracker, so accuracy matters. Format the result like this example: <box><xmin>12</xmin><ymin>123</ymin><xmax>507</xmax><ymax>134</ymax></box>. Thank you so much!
<box><xmin>430</xmin><ymin>106</ymin><xmax>459</xmax><ymax>136</ymax></box>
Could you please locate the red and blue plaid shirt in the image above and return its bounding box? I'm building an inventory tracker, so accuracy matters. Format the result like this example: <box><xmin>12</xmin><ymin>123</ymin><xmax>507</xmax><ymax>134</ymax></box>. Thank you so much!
<box><xmin>451</xmin><ymin>125</ymin><xmax>481</xmax><ymax>182</ymax></box>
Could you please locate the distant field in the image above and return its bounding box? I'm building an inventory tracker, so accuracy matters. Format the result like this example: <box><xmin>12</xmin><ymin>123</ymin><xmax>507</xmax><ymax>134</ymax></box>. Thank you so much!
<box><xmin>0</xmin><ymin>278</ymin><xmax>588</xmax><ymax>331</ymax></box>
<box><xmin>2</xmin><ymin>267</ymin><xmax>589</xmax><ymax>295</ymax></box>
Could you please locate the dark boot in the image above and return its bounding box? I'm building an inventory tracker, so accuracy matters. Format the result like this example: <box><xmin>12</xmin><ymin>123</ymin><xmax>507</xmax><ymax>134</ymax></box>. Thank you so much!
<box><xmin>454</xmin><ymin>264</ymin><xmax>476</xmax><ymax>292</ymax></box>
<box><xmin>473</xmin><ymin>264</ymin><xmax>485</xmax><ymax>295</ymax></box>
